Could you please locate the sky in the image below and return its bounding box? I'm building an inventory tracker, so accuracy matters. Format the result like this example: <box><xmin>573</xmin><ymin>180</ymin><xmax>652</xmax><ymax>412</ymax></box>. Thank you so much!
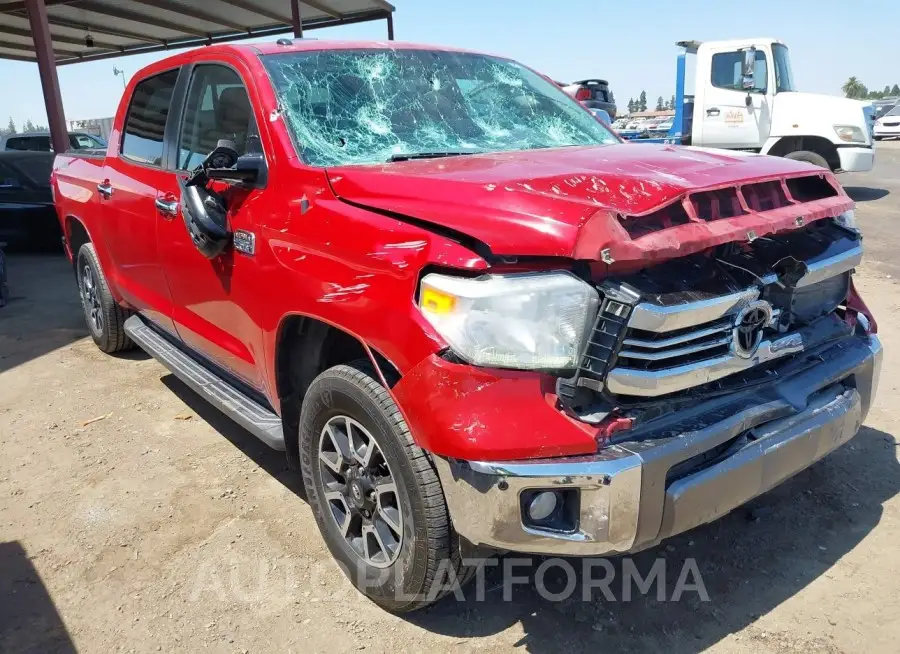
<box><xmin>2</xmin><ymin>0</ymin><xmax>896</xmax><ymax>126</ymax></box>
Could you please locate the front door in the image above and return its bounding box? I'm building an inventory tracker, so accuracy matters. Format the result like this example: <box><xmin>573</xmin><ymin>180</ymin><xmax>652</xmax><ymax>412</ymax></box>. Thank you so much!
<box><xmin>101</xmin><ymin>68</ymin><xmax>181</xmax><ymax>334</ymax></box>
<box><xmin>698</xmin><ymin>47</ymin><xmax>772</xmax><ymax>150</ymax></box>
<box><xmin>157</xmin><ymin>62</ymin><xmax>267</xmax><ymax>390</ymax></box>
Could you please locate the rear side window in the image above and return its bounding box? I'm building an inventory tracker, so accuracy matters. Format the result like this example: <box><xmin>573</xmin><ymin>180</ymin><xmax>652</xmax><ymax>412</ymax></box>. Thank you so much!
<box><xmin>121</xmin><ymin>69</ymin><xmax>179</xmax><ymax>166</ymax></box>
<box><xmin>5</xmin><ymin>136</ymin><xmax>51</xmax><ymax>152</ymax></box>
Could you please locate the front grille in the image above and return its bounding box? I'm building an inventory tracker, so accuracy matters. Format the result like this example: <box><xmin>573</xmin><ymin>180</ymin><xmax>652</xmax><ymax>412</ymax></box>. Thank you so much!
<box><xmin>567</xmin><ymin>296</ymin><xmax>633</xmax><ymax>393</ymax></box>
<box><xmin>617</xmin><ymin>319</ymin><xmax>734</xmax><ymax>371</ymax></box>
<box><xmin>557</xmin><ymin>222</ymin><xmax>861</xmax><ymax>405</ymax></box>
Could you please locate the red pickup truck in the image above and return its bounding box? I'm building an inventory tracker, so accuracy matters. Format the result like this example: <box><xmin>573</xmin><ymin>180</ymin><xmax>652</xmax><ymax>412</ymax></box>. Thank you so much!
<box><xmin>52</xmin><ymin>40</ymin><xmax>881</xmax><ymax>612</ymax></box>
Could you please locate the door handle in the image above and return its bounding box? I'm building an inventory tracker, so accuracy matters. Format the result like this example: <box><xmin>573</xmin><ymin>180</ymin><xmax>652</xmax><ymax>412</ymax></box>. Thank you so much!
<box><xmin>706</xmin><ymin>108</ymin><xmax>720</xmax><ymax>116</ymax></box>
<box><xmin>97</xmin><ymin>181</ymin><xmax>113</xmax><ymax>198</ymax></box>
<box><xmin>155</xmin><ymin>198</ymin><xmax>179</xmax><ymax>218</ymax></box>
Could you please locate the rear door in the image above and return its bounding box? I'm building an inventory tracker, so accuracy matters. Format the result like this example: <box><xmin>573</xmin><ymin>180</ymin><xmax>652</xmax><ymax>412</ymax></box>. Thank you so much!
<box><xmin>156</xmin><ymin>61</ymin><xmax>269</xmax><ymax>390</ymax></box>
<box><xmin>100</xmin><ymin>68</ymin><xmax>182</xmax><ymax>333</ymax></box>
<box><xmin>696</xmin><ymin>47</ymin><xmax>771</xmax><ymax>149</ymax></box>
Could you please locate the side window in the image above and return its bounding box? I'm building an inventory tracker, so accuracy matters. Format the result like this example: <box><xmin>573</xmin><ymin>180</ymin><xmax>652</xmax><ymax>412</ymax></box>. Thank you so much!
<box><xmin>177</xmin><ymin>65</ymin><xmax>259</xmax><ymax>171</ymax></box>
<box><xmin>5</xmin><ymin>136</ymin><xmax>51</xmax><ymax>152</ymax></box>
<box><xmin>711</xmin><ymin>50</ymin><xmax>768</xmax><ymax>93</ymax></box>
<box><xmin>121</xmin><ymin>69</ymin><xmax>179</xmax><ymax>166</ymax></box>
<box><xmin>71</xmin><ymin>135</ymin><xmax>99</xmax><ymax>149</ymax></box>
<box><xmin>4</xmin><ymin>137</ymin><xmax>28</xmax><ymax>151</ymax></box>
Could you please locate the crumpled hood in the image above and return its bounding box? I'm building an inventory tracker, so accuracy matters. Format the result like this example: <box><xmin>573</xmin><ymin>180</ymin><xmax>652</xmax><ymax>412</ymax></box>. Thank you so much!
<box><xmin>326</xmin><ymin>143</ymin><xmax>851</xmax><ymax>262</ymax></box>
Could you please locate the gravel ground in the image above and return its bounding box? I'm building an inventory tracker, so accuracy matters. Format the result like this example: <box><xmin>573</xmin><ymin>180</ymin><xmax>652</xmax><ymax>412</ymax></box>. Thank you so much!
<box><xmin>2</xmin><ymin>142</ymin><xmax>900</xmax><ymax>654</ymax></box>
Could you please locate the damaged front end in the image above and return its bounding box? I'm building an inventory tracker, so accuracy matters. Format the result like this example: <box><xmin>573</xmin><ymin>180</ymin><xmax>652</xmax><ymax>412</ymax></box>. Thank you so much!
<box><xmin>427</xmin><ymin>213</ymin><xmax>882</xmax><ymax>556</ymax></box>
<box><xmin>558</xmin><ymin>216</ymin><xmax>873</xmax><ymax>434</ymax></box>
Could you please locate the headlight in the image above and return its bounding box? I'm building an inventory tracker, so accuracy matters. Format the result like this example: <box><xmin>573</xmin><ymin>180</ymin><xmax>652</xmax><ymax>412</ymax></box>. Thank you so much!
<box><xmin>833</xmin><ymin>125</ymin><xmax>866</xmax><ymax>143</ymax></box>
<box><xmin>835</xmin><ymin>209</ymin><xmax>858</xmax><ymax>231</ymax></box>
<box><xmin>418</xmin><ymin>271</ymin><xmax>600</xmax><ymax>370</ymax></box>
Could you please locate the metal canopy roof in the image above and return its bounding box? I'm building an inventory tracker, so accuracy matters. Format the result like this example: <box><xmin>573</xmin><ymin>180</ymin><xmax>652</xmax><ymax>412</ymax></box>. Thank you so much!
<box><xmin>0</xmin><ymin>0</ymin><xmax>395</xmax><ymax>64</ymax></box>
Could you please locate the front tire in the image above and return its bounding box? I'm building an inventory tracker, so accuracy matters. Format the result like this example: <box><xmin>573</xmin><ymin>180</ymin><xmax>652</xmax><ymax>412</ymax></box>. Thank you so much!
<box><xmin>299</xmin><ymin>361</ymin><xmax>472</xmax><ymax>612</ymax></box>
<box><xmin>785</xmin><ymin>149</ymin><xmax>830</xmax><ymax>169</ymax></box>
<box><xmin>76</xmin><ymin>243</ymin><xmax>132</xmax><ymax>353</ymax></box>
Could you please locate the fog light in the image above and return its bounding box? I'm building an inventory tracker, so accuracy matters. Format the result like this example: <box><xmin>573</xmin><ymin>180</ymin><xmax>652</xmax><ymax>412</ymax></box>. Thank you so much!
<box><xmin>527</xmin><ymin>491</ymin><xmax>558</xmax><ymax>521</ymax></box>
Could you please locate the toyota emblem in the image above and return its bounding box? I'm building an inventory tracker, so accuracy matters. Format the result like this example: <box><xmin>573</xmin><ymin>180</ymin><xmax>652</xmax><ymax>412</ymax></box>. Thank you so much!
<box><xmin>733</xmin><ymin>301</ymin><xmax>772</xmax><ymax>358</ymax></box>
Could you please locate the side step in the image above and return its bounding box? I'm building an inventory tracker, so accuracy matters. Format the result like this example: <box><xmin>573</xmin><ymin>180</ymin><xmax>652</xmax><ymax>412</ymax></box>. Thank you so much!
<box><xmin>124</xmin><ymin>315</ymin><xmax>285</xmax><ymax>450</ymax></box>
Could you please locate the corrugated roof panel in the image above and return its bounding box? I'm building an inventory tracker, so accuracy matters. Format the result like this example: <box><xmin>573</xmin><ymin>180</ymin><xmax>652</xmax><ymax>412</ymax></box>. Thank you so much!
<box><xmin>50</xmin><ymin>2</ymin><xmax>211</xmax><ymax>40</ymax></box>
<box><xmin>0</xmin><ymin>0</ymin><xmax>395</xmax><ymax>64</ymax></box>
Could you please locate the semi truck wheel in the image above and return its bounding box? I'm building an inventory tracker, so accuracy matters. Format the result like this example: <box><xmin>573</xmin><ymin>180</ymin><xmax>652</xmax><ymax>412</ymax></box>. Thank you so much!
<box><xmin>76</xmin><ymin>243</ymin><xmax>133</xmax><ymax>353</ymax></box>
<box><xmin>298</xmin><ymin>361</ymin><xmax>473</xmax><ymax>612</ymax></box>
<box><xmin>785</xmin><ymin>150</ymin><xmax>830</xmax><ymax>169</ymax></box>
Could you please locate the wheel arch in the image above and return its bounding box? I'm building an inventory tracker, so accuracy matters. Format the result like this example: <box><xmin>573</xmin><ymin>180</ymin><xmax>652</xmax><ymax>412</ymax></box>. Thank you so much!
<box><xmin>762</xmin><ymin>135</ymin><xmax>840</xmax><ymax>170</ymax></box>
<box><xmin>274</xmin><ymin>313</ymin><xmax>403</xmax><ymax>470</ymax></box>
<box><xmin>64</xmin><ymin>214</ymin><xmax>92</xmax><ymax>264</ymax></box>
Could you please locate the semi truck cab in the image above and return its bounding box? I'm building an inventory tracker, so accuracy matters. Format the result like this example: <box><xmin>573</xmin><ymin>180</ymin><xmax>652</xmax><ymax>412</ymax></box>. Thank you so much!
<box><xmin>626</xmin><ymin>38</ymin><xmax>874</xmax><ymax>174</ymax></box>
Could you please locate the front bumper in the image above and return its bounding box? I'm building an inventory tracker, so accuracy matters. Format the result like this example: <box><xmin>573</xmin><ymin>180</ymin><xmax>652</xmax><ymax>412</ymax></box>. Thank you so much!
<box><xmin>434</xmin><ymin>334</ymin><xmax>881</xmax><ymax>556</ymax></box>
<box><xmin>837</xmin><ymin>146</ymin><xmax>875</xmax><ymax>172</ymax></box>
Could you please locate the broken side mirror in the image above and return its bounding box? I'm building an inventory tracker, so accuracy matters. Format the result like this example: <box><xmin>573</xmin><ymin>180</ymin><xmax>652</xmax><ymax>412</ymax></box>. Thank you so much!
<box><xmin>179</xmin><ymin>175</ymin><xmax>231</xmax><ymax>259</ymax></box>
<box><xmin>205</xmin><ymin>153</ymin><xmax>267</xmax><ymax>187</ymax></box>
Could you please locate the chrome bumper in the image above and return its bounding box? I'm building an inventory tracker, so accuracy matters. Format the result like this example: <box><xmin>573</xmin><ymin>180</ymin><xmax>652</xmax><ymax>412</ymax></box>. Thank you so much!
<box><xmin>435</xmin><ymin>335</ymin><xmax>882</xmax><ymax>556</ymax></box>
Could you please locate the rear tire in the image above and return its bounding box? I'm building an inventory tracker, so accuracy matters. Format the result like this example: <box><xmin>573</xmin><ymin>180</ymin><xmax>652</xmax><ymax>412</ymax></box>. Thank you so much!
<box><xmin>76</xmin><ymin>243</ymin><xmax>133</xmax><ymax>353</ymax></box>
<box><xmin>299</xmin><ymin>361</ymin><xmax>474</xmax><ymax>612</ymax></box>
<box><xmin>784</xmin><ymin>150</ymin><xmax>830</xmax><ymax>169</ymax></box>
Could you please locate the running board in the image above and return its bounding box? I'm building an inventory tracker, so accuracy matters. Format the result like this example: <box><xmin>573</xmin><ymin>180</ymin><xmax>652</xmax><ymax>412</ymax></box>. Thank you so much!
<box><xmin>124</xmin><ymin>315</ymin><xmax>285</xmax><ymax>450</ymax></box>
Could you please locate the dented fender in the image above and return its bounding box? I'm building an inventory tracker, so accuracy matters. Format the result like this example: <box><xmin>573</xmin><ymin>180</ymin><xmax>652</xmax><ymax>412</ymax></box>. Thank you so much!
<box><xmin>392</xmin><ymin>354</ymin><xmax>600</xmax><ymax>461</ymax></box>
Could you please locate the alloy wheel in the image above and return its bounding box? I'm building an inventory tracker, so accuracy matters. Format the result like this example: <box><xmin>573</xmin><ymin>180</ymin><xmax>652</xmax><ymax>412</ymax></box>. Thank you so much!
<box><xmin>80</xmin><ymin>264</ymin><xmax>103</xmax><ymax>333</ymax></box>
<box><xmin>318</xmin><ymin>415</ymin><xmax>403</xmax><ymax>568</ymax></box>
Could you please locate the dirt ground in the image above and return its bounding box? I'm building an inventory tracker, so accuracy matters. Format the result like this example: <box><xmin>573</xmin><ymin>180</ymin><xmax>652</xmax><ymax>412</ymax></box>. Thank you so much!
<box><xmin>3</xmin><ymin>142</ymin><xmax>900</xmax><ymax>654</ymax></box>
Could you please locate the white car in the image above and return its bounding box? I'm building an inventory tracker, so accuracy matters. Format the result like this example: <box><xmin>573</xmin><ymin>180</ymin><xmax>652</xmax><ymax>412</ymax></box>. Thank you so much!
<box><xmin>656</xmin><ymin>118</ymin><xmax>674</xmax><ymax>132</ymax></box>
<box><xmin>874</xmin><ymin>105</ymin><xmax>900</xmax><ymax>140</ymax></box>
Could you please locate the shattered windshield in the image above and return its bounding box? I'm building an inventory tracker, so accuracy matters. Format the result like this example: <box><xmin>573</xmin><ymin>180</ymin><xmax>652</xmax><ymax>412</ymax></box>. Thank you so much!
<box><xmin>261</xmin><ymin>49</ymin><xmax>619</xmax><ymax>167</ymax></box>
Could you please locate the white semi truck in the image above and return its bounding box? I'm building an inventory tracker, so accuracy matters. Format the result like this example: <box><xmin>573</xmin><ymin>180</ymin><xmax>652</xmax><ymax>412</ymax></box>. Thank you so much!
<box><xmin>621</xmin><ymin>38</ymin><xmax>875</xmax><ymax>173</ymax></box>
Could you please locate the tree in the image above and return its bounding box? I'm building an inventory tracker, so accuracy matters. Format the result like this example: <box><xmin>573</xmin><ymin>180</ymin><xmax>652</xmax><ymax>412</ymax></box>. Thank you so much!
<box><xmin>670</xmin><ymin>94</ymin><xmax>676</xmax><ymax>110</ymax></box>
<box><xmin>23</xmin><ymin>119</ymin><xmax>35</xmax><ymax>132</ymax></box>
<box><xmin>6</xmin><ymin>117</ymin><xmax>14</xmax><ymax>135</ymax></box>
<box><xmin>655</xmin><ymin>95</ymin><xmax>665</xmax><ymax>111</ymax></box>
<box><xmin>638</xmin><ymin>90</ymin><xmax>647</xmax><ymax>112</ymax></box>
<box><xmin>893</xmin><ymin>84</ymin><xmax>900</xmax><ymax>96</ymax></box>
<box><xmin>627</xmin><ymin>98</ymin><xmax>635</xmax><ymax>113</ymax></box>
<box><xmin>885</xmin><ymin>85</ymin><xmax>892</xmax><ymax>95</ymax></box>
<box><xmin>841</xmin><ymin>77</ymin><xmax>868</xmax><ymax>99</ymax></box>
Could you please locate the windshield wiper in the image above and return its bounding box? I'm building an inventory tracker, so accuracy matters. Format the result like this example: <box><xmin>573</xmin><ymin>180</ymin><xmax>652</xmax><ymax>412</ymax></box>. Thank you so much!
<box><xmin>388</xmin><ymin>151</ymin><xmax>478</xmax><ymax>162</ymax></box>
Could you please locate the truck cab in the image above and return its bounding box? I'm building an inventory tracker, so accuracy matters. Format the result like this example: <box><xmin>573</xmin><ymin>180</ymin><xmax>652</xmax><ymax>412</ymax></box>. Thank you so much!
<box><xmin>625</xmin><ymin>39</ymin><xmax>874</xmax><ymax>174</ymax></box>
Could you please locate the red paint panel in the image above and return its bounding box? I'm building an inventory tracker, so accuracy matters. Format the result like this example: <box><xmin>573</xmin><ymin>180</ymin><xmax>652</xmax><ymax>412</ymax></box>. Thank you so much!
<box><xmin>392</xmin><ymin>355</ymin><xmax>600</xmax><ymax>461</ymax></box>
